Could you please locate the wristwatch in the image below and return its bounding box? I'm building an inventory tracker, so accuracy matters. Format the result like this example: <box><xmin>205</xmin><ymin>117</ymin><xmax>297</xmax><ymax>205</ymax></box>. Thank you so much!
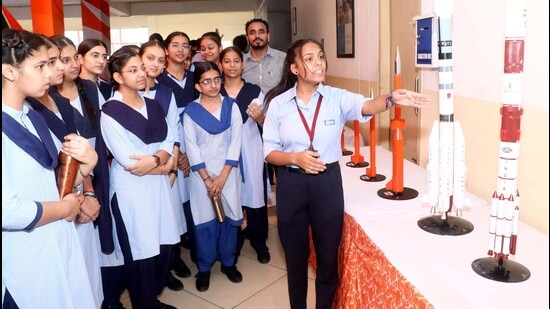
<box><xmin>152</xmin><ymin>154</ymin><xmax>161</xmax><ymax>167</ymax></box>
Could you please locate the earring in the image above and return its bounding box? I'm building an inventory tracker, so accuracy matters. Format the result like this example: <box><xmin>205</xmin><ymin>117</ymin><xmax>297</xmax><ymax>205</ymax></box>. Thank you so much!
<box><xmin>294</xmin><ymin>71</ymin><xmax>298</xmax><ymax>74</ymax></box>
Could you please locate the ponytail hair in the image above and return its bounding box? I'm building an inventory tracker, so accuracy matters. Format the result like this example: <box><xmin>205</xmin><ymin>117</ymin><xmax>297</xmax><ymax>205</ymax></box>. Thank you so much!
<box><xmin>264</xmin><ymin>39</ymin><xmax>325</xmax><ymax>110</ymax></box>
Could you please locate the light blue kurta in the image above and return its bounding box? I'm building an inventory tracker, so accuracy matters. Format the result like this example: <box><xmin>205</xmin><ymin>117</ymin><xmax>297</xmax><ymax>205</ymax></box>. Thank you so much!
<box><xmin>100</xmin><ymin>92</ymin><xmax>178</xmax><ymax>265</ymax></box>
<box><xmin>25</xmin><ymin>98</ymin><xmax>104</xmax><ymax>308</ymax></box>
<box><xmin>183</xmin><ymin>95</ymin><xmax>243</xmax><ymax>227</ymax></box>
<box><xmin>238</xmin><ymin>93</ymin><xmax>265</xmax><ymax>209</ymax></box>
<box><xmin>2</xmin><ymin>104</ymin><xmax>96</xmax><ymax>308</ymax></box>
<box><xmin>140</xmin><ymin>85</ymin><xmax>186</xmax><ymax>236</ymax></box>
<box><xmin>157</xmin><ymin>73</ymin><xmax>192</xmax><ymax>223</ymax></box>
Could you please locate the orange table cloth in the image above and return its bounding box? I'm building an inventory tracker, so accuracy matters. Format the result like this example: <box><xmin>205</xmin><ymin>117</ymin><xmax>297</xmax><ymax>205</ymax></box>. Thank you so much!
<box><xmin>309</xmin><ymin>213</ymin><xmax>433</xmax><ymax>309</ymax></box>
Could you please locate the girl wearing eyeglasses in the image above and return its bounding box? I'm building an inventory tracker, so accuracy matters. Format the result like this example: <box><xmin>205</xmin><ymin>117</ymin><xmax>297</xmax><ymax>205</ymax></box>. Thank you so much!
<box><xmin>77</xmin><ymin>38</ymin><xmax>113</xmax><ymax>102</ymax></box>
<box><xmin>99</xmin><ymin>46</ymin><xmax>178</xmax><ymax>309</ymax></box>
<box><xmin>157</xmin><ymin>30</ymin><xmax>198</xmax><ymax>273</ymax></box>
<box><xmin>183</xmin><ymin>61</ymin><xmax>243</xmax><ymax>292</ymax></box>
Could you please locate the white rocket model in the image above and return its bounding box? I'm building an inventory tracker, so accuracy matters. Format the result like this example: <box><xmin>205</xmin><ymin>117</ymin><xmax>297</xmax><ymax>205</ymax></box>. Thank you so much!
<box><xmin>487</xmin><ymin>0</ymin><xmax>525</xmax><ymax>259</ymax></box>
<box><xmin>425</xmin><ymin>0</ymin><xmax>467</xmax><ymax>220</ymax></box>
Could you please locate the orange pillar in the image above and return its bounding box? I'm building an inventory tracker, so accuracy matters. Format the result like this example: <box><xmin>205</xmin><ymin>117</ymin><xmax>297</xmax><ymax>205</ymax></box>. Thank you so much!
<box><xmin>81</xmin><ymin>0</ymin><xmax>111</xmax><ymax>53</ymax></box>
<box><xmin>30</xmin><ymin>0</ymin><xmax>64</xmax><ymax>36</ymax></box>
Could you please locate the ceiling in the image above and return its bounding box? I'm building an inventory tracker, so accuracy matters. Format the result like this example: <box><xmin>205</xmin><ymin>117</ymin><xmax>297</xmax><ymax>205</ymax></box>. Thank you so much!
<box><xmin>4</xmin><ymin>0</ymin><xmax>258</xmax><ymax>19</ymax></box>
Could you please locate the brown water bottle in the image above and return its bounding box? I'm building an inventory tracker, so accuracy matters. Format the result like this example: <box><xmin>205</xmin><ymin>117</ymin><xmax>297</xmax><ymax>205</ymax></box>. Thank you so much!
<box><xmin>211</xmin><ymin>196</ymin><xmax>225</xmax><ymax>223</ymax></box>
<box><xmin>55</xmin><ymin>151</ymin><xmax>80</xmax><ymax>198</ymax></box>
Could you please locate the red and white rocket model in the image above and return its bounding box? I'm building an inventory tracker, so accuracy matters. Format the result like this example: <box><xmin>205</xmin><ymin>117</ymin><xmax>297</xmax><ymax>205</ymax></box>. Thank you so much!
<box><xmin>471</xmin><ymin>0</ymin><xmax>529</xmax><ymax>282</ymax></box>
<box><xmin>487</xmin><ymin>0</ymin><xmax>525</xmax><ymax>259</ymax></box>
<box><xmin>425</xmin><ymin>0</ymin><xmax>467</xmax><ymax>220</ymax></box>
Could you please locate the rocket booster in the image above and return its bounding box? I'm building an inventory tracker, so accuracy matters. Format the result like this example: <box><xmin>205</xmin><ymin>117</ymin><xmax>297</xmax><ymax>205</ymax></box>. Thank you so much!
<box><xmin>487</xmin><ymin>0</ymin><xmax>525</xmax><ymax>259</ymax></box>
<box><xmin>385</xmin><ymin>47</ymin><xmax>406</xmax><ymax>193</ymax></box>
<box><xmin>426</xmin><ymin>0</ymin><xmax>467</xmax><ymax>219</ymax></box>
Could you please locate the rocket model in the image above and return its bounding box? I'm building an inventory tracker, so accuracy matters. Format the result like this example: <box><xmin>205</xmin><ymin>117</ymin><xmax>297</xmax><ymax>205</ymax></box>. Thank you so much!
<box><xmin>345</xmin><ymin>120</ymin><xmax>369</xmax><ymax>168</ymax></box>
<box><xmin>385</xmin><ymin>47</ymin><xmax>406</xmax><ymax>193</ymax></box>
<box><xmin>487</xmin><ymin>0</ymin><xmax>525</xmax><ymax>260</ymax></box>
<box><xmin>340</xmin><ymin>129</ymin><xmax>353</xmax><ymax>156</ymax></box>
<box><xmin>471</xmin><ymin>0</ymin><xmax>530</xmax><ymax>282</ymax></box>
<box><xmin>425</xmin><ymin>0</ymin><xmax>467</xmax><ymax>221</ymax></box>
<box><xmin>378</xmin><ymin>47</ymin><xmax>417</xmax><ymax>200</ymax></box>
<box><xmin>361</xmin><ymin>89</ymin><xmax>386</xmax><ymax>182</ymax></box>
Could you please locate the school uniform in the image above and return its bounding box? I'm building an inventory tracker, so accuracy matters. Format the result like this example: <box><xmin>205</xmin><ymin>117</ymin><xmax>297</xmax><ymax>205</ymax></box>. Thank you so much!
<box><xmin>221</xmin><ymin>83</ymin><xmax>269</xmax><ymax>257</ymax></box>
<box><xmin>139</xmin><ymin>82</ymin><xmax>186</xmax><ymax>237</ymax></box>
<box><xmin>98</xmin><ymin>77</ymin><xmax>113</xmax><ymax>101</ymax></box>
<box><xmin>262</xmin><ymin>83</ymin><xmax>370</xmax><ymax>309</ymax></box>
<box><xmin>2</xmin><ymin>104</ymin><xmax>96</xmax><ymax>309</ymax></box>
<box><xmin>183</xmin><ymin>95</ymin><xmax>243</xmax><ymax>272</ymax></box>
<box><xmin>140</xmin><ymin>82</ymin><xmax>188</xmax><ymax>291</ymax></box>
<box><xmin>243</xmin><ymin>46</ymin><xmax>286</xmax><ymax>194</ymax></box>
<box><xmin>99</xmin><ymin>92</ymin><xmax>177</xmax><ymax>309</ymax></box>
<box><xmin>157</xmin><ymin>69</ymin><xmax>197</xmax><ymax>262</ymax></box>
<box><xmin>26</xmin><ymin>94</ymin><xmax>104</xmax><ymax>308</ymax></box>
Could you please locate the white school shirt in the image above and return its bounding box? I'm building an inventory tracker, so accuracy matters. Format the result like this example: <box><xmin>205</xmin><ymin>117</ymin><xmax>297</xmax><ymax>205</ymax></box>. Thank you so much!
<box><xmin>262</xmin><ymin>83</ymin><xmax>370</xmax><ymax>165</ymax></box>
<box><xmin>2</xmin><ymin>103</ymin><xmax>96</xmax><ymax>308</ymax></box>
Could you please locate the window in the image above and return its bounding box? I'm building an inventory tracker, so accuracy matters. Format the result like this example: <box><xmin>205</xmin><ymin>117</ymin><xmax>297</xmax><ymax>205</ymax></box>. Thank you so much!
<box><xmin>64</xmin><ymin>27</ymin><xmax>149</xmax><ymax>55</ymax></box>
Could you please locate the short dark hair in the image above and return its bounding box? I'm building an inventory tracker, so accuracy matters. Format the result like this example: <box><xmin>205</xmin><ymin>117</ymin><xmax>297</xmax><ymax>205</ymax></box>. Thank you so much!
<box><xmin>232</xmin><ymin>34</ymin><xmax>248</xmax><ymax>53</ymax></box>
<box><xmin>245</xmin><ymin>18</ymin><xmax>269</xmax><ymax>34</ymax></box>
<box><xmin>149</xmin><ymin>32</ymin><xmax>164</xmax><ymax>44</ymax></box>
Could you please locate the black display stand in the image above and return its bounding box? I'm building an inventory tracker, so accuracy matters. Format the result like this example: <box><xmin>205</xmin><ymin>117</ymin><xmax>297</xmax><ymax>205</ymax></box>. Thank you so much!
<box><xmin>360</xmin><ymin>173</ymin><xmax>386</xmax><ymax>182</ymax></box>
<box><xmin>417</xmin><ymin>215</ymin><xmax>474</xmax><ymax>236</ymax></box>
<box><xmin>377</xmin><ymin>187</ymin><xmax>418</xmax><ymax>200</ymax></box>
<box><xmin>472</xmin><ymin>256</ymin><xmax>531</xmax><ymax>283</ymax></box>
<box><xmin>346</xmin><ymin>161</ymin><xmax>369</xmax><ymax>168</ymax></box>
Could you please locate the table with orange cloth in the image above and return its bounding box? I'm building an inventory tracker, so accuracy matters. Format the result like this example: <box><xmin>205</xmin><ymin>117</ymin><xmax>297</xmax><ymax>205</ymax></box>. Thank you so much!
<box><xmin>310</xmin><ymin>146</ymin><xmax>549</xmax><ymax>309</ymax></box>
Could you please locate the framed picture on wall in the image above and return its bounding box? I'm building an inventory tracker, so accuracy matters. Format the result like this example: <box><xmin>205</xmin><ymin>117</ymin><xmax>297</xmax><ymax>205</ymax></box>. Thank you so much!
<box><xmin>292</xmin><ymin>7</ymin><xmax>297</xmax><ymax>35</ymax></box>
<box><xmin>336</xmin><ymin>0</ymin><xmax>355</xmax><ymax>58</ymax></box>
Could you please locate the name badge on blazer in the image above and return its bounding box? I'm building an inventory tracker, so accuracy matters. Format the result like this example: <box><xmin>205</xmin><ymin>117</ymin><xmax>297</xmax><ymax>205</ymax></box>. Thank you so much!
<box><xmin>324</xmin><ymin>119</ymin><xmax>335</xmax><ymax>126</ymax></box>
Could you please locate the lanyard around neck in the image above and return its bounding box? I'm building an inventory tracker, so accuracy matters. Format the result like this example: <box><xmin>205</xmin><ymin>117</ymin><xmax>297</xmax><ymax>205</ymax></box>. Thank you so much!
<box><xmin>295</xmin><ymin>94</ymin><xmax>323</xmax><ymax>151</ymax></box>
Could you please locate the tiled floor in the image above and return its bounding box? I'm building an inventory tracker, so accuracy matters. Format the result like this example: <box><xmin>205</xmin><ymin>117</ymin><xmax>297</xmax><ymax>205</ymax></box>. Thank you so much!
<box><xmin>121</xmin><ymin>206</ymin><xmax>318</xmax><ymax>309</ymax></box>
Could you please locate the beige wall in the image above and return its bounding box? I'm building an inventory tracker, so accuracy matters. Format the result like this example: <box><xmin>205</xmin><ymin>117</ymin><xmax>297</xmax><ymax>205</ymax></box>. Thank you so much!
<box><xmin>419</xmin><ymin>90</ymin><xmax>549</xmax><ymax>235</ymax></box>
<box><xmin>293</xmin><ymin>0</ymin><xmax>549</xmax><ymax>235</ymax></box>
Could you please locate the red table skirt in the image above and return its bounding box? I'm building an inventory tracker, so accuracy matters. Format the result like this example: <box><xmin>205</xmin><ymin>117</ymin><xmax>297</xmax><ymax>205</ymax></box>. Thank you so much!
<box><xmin>309</xmin><ymin>213</ymin><xmax>433</xmax><ymax>309</ymax></box>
